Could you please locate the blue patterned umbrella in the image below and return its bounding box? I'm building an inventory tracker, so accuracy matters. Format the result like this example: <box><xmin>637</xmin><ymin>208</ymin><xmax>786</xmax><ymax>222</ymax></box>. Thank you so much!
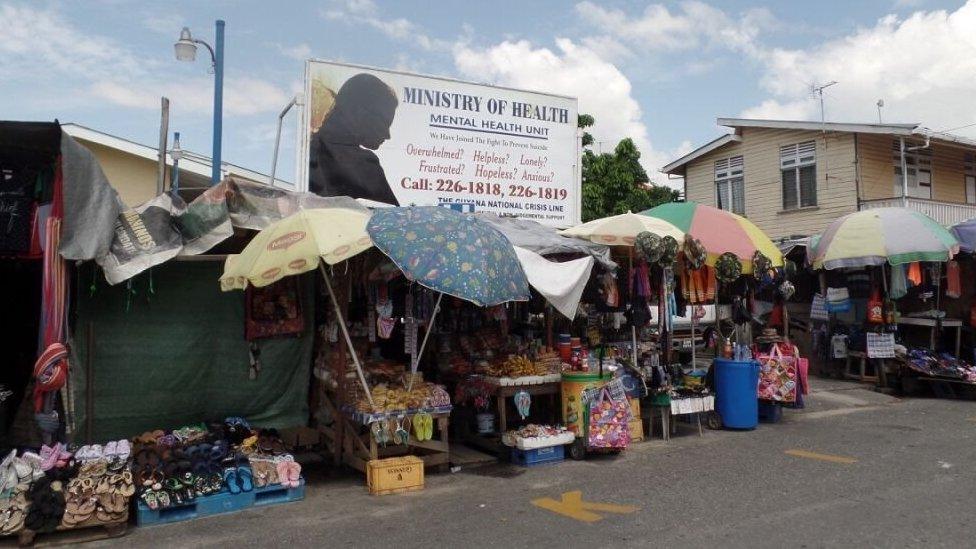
<box><xmin>367</xmin><ymin>206</ymin><xmax>530</xmax><ymax>307</ymax></box>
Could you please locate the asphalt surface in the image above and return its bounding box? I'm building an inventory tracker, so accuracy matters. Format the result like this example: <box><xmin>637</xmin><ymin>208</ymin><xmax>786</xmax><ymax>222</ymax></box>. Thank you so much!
<box><xmin>67</xmin><ymin>379</ymin><xmax>976</xmax><ymax>548</ymax></box>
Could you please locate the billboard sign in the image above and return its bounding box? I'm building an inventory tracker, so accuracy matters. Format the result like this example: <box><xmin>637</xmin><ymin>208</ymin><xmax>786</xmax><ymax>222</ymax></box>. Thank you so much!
<box><xmin>298</xmin><ymin>60</ymin><xmax>580</xmax><ymax>226</ymax></box>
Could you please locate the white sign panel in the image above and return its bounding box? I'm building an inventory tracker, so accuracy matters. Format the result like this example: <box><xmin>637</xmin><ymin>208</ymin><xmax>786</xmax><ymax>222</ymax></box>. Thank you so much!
<box><xmin>298</xmin><ymin>60</ymin><xmax>580</xmax><ymax>226</ymax></box>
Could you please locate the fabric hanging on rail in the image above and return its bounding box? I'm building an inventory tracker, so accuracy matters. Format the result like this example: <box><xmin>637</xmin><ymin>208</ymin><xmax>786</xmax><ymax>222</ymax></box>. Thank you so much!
<box><xmin>946</xmin><ymin>260</ymin><xmax>961</xmax><ymax>299</ymax></box>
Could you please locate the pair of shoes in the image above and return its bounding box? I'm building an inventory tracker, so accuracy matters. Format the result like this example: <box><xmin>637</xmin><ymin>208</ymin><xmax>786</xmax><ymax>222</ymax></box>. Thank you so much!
<box><xmin>274</xmin><ymin>457</ymin><xmax>301</xmax><ymax>489</ymax></box>
<box><xmin>222</xmin><ymin>466</ymin><xmax>254</xmax><ymax>494</ymax></box>
<box><xmin>39</xmin><ymin>443</ymin><xmax>73</xmax><ymax>471</ymax></box>
<box><xmin>74</xmin><ymin>444</ymin><xmax>103</xmax><ymax>462</ymax></box>
<box><xmin>104</xmin><ymin>440</ymin><xmax>131</xmax><ymax>460</ymax></box>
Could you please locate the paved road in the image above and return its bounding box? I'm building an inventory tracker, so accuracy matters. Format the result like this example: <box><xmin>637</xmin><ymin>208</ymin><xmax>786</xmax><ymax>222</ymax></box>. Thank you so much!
<box><xmin>88</xmin><ymin>379</ymin><xmax>976</xmax><ymax>548</ymax></box>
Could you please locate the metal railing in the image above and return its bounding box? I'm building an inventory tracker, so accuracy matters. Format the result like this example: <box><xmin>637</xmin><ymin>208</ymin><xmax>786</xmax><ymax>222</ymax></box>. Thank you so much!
<box><xmin>859</xmin><ymin>197</ymin><xmax>976</xmax><ymax>226</ymax></box>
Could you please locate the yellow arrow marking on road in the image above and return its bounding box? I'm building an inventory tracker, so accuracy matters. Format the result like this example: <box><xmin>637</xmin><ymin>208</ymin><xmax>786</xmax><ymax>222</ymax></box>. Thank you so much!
<box><xmin>785</xmin><ymin>449</ymin><xmax>858</xmax><ymax>464</ymax></box>
<box><xmin>531</xmin><ymin>491</ymin><xmax>638</xmax><ymax>523</ymax></box>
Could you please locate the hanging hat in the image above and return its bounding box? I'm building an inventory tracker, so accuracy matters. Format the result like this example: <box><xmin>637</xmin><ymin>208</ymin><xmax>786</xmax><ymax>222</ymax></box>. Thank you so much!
<box><xmin>779</xmin><ymin>280</ymin><xmax>796</xmax><ymax>300</ymax></box>
<box><xmin>658</xmin><ymin>236</ymin><xmax>679</xmax><ymax>268</ymax></box>
<box><xmin>752</xmin><ymin>251</ymin><xmax>772</xmax><ymax>280</ymax></box>
<box><xmin>683</xmin><ymin>236</ymin><xmax>707</xmax><ymax>270</ymax></box>
<box><xmin>715</xmin><ymin>252</ymin><xmax>742</xmax><ymax>283</ymax></box>
<box><xmin>635</xmin><ymin>231</ymin><xmax>662</xmax><ymax>263</ymax></box>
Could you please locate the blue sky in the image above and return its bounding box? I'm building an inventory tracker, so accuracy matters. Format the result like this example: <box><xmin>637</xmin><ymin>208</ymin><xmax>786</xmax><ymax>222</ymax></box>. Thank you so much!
<box><xmin>2</xmin><ymin>0</ymin><xmax>974</xmax><ymax>194</ymax></box>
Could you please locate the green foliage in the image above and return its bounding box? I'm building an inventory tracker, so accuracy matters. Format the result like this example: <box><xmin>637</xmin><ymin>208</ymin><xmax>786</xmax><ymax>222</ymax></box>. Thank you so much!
<box><xmin>578</xmin><ymin>114</ymin><xmax>595</xmax><ymax>148</ymax></box>
<box><xmin>578</xmin><ymin>114</ymin><xmax>679</xmax><ymax>222</ymax></box>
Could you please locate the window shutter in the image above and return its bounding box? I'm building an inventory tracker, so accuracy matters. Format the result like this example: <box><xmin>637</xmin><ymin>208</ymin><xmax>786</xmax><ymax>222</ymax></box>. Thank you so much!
<box><xmin>782</xmin><ymin>170</ymin><xmax>797</xmax><ymax>209</ymax></box>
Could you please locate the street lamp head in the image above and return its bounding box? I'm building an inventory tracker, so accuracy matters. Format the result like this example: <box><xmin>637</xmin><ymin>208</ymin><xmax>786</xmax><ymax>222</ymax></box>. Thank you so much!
<box><xmin>174</xmin><ymin>27</ymin><xmax>197</xmax><ymax>62</ymax></box>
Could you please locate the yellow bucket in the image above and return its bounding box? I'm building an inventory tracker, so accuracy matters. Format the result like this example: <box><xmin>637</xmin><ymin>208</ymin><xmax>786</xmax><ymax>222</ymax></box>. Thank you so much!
<box><xmin>561</xmin><ymin>371</ymin><xmax>612</xmax><ymax>436</ymax></box>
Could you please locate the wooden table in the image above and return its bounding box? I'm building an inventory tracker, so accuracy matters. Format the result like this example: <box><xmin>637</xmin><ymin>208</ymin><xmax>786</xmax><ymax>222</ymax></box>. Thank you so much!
<box><xmin>898</xmin><ymin>317</ymin><xmax>962</xmax><ymax>357</ymax></box>
<box><xmin>490</xmin><ymin>381</ymin><xmax>561</xmax><ymax>433</ymax></box>
<box><xmin>318</xmin><ymin>393</ymin><xmax>452</xmax><ymax>473</ymax></box>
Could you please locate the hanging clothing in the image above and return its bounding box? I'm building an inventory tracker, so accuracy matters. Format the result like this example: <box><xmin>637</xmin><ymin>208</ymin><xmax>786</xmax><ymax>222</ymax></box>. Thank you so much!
<box><xmin>946</xmin><ymin>260</ymin><xmax>961</xmax><ymax>299</ymax></box>
<box><xmin>889</xmin><ymin>264</ymin><xmax>908</xmax><ymax>300</ymax></box>
<box><xmin>907</xmin><ymin>262</ymin><xmax>923</xmax><ymax>286</ymax></box>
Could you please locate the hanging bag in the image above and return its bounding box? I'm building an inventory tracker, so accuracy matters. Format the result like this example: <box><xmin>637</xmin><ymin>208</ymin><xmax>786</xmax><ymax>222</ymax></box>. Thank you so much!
<box><xmin>756</xmin><ymin>344</ymin><xmax>797</xmax><ymax>403</ymax></box>
<box><xmin>867</xmin><ymin>289</ymin><xmax>884</xmax><ymax>324</ymax></box>
<box><xmin>587</xmin><ymin>387</ymin><xmax>631</xmax><ymax>449</ymax></box>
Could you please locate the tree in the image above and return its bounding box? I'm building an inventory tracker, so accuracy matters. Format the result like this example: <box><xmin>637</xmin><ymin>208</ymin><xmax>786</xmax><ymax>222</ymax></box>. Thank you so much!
<box><xmin>579</xmin><ymin>115</ymin><xmax>679</xmax><ymax>222</ymax></box>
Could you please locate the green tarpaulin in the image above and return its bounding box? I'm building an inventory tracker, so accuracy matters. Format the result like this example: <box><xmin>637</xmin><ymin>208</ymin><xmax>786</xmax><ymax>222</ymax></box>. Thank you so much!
<box><xmin>71</xmin><ymin>261</ymin><xmax>313</xmax><ymax>442</ymax></box>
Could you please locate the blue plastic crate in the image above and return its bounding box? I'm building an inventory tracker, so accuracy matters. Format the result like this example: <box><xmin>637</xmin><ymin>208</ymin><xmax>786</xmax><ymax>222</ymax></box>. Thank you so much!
<box><xmin>510</xmin><ymin>445</ymin><xmax>564</xmax><ymax>467</ymax></box>
<box><xmin>136</xmin><ymin>478</ymin><xmax>305</xmax><ymax>527</ymax></box>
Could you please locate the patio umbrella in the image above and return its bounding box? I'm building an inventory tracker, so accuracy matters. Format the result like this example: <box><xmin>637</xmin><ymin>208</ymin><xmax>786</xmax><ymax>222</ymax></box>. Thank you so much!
<box><xmin>560</xmin><ymin>212</ymin><xmax>684</xmax><ymax>245</ymax></box>
<box><xmin>219</xmin><ymin>205</ymin><xmax>375</xmax><ymax>405</ymax></box>
<box><xmin>811</xmin><ymin>208</ymin><xmax>959</xmax><ymax>270</ymax></box>
<box><xmin>950</xmin><ymin>217</ymin><xmax>976</xmax><ymax>253</ymax></box>
<box><xmin>367</xmin><ymin>206</ymin><xmax>530</xmax><ymax>382</ymax></box>
<box><xmin>638</xmin><ymin>202</ymin><xmax>782</xmax><ymax>274</ymax></box>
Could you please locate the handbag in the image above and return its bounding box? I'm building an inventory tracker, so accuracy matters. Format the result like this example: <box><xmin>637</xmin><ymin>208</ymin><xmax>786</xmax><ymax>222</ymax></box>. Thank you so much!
<box><xmin>756</xmin><ymin>344</ymin><xmax>797</xmax><ymax>403</ymax></box>
<box><xmin>810</xmin><ymin>293</ymin><xmax>829</xmax><ymax>321</ymax></box>
<box><xmin>866</xmin><ymin>332</ymin><xmax>895</xmax><ymax>359</ymax></box>
<box><xmin>587</xmin><ymin>387</ymin><xmax>631</xmax><ymax>449</ymax></box>
<box><xmin>826</xmin><ymin>287</ymin><xmax>851</xmax><ymax>313</ymax></box>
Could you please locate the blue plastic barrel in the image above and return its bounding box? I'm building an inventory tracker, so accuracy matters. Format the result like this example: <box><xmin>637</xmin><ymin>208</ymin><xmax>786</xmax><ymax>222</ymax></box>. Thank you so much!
<box><xmin>713</xmin><ymin>358</ymin><xmax>759</xmax><ymax>430</ymax></box>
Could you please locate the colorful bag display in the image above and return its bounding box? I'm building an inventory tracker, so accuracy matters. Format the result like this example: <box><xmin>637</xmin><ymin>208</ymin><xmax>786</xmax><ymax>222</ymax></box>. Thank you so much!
<box><xmin>757</xmin><ymin>344</ymin><xmax>797</xmax><ymax>403</ymax></box>
<box><xmin>587</xmin><ymin>387</ymin><xmax>631</xmax><ymax>449</ymax></box>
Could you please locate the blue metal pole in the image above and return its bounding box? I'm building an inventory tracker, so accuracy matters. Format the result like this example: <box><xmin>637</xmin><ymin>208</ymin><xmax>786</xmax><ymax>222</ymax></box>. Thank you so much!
<box><xmin>171</xmin><ymin>131</ymin><xmax>181</xmax><ymax>196</ymax></box>
<box><xmin>211</xmin><ymin>19</ymin><xmax>225</xmax><ymax>185</ymax></box>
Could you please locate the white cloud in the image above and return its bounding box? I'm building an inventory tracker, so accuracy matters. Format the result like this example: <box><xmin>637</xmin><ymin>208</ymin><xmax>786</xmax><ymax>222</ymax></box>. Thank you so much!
<box><xmin>321</xmin><ymin>0</ymin><xmax>449</xmax><ymax>51</ymax></box>
<box><xmin>743</xmin><ymin>2</ymin><xmax>976</xmax><ymax>135</ymax></box>
<box><xmin>275</xmin><ymin>43</ymin><xmax>312</xmax><ymax>61</ymax></box>
<box><xmin>0</xmin><ymin>5</ymin><xmax>288</xmax><ymax>117</ymax></box>
<box><xmin>453</xmin><ymin>38</ymin><xmax>682</xmax><ymax>187</ymax></box>
<box><xmin>143</xmin><ymin>14</ymin><xmax>184</xmax><ymax>36</ymax></box>
<box><xmin>576</xmin><ymin>1</ymin><xmax>775</xmax><ymax>57</ymax></box>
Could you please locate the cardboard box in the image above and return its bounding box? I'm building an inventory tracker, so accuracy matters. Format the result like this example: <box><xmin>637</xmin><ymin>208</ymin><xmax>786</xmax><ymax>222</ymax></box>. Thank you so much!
<box><xmin>366</xmin><ymin>456</ymin><xmax>425</xmax><ymax>495</ymax></box>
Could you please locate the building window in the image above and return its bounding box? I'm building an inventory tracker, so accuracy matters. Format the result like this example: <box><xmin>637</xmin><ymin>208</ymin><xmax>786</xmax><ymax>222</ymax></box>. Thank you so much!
<box><xmin>780</xmin><ymin>141</ymin><xmax>817</xmax><ymax>210</ymax></box>
<box><xmin>714</xmin><ymin>155</ymin><xmax>744</xmax><ymax>215</ymax></box>
<box><xmin>892</xmin><ymin>140</ymin><xmax>932</xmax><ymax>199</ymax></box>
<box><xmin>966</xmin><ymin>153</ymin><xmax>975</xmax><ymax>205</ymax></box>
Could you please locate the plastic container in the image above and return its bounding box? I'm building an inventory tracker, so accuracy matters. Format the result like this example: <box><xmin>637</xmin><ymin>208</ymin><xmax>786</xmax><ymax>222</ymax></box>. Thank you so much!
<box><xmin>713</xmin><ymin>358</ymin><xmax>759</xmax><ymax>430</ymax></box>
<box><xmin>510</xmin><ymin>444</ymin><xmax>564</xmax><ymax>466</ymax></box>
<box><xmin>561</xmin><ymin>371</ymin><xmax>612</xmax><ymax>436</ymax></box>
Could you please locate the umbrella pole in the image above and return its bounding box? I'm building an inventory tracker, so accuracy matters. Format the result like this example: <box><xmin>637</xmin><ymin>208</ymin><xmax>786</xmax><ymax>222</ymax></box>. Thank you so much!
<box><xmin>409</xmin><ymin>292</ymin><xmax>444</xmax><ymax>392</ymax></box>
<box><xmin>319</xmin><ymin>263</ymin><xmax>373</xmax><ymax>407</ymax></box>
<box><xmin>630</xmin><ymin>248</ymin><xmax>639</xmax><ymax>369</ymax></box>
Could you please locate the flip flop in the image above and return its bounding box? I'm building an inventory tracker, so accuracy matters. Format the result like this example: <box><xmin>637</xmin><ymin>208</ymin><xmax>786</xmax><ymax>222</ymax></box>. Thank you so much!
<box><xmin>287</xmin><ymin>461</ymin><xmax>302</xmax><ymax>488</ymax></box>
<box><xmin>223</xmin><ymin>468</ymin><xmax>241</xmax><ymax>495</ymax></box>
<box><xmin>237</xmin><ymin>466</ymin><xmax>253</xmax><ymax>492</ymax></box>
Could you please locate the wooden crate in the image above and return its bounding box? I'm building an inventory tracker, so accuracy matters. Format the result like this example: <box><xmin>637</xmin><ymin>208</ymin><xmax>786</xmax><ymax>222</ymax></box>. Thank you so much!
<box><xmin>366</xmin><ymin>456</ymin><xmax>425</xmax><ymax>495</ymax></box>
<box><xmin>629</xmin><ymin>398</ymin><xmax>641</xmax><ymax>417</ymax></box>
<box><xmin>628</xmin><ymin>418</ymin><xmax>644</xmax><ymax>442</ymax></box>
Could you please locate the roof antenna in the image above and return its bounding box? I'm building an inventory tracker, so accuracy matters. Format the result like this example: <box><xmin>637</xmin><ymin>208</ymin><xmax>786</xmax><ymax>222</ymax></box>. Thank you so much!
<box><xmin>876</xmin><ymin>99</ymin><xmax>885</xmax><ymax>124</ymax></box>
<box><xmin>811</xmin><ymin>81</ymin><xmax>838</xmax><ymax>132</ymax></box>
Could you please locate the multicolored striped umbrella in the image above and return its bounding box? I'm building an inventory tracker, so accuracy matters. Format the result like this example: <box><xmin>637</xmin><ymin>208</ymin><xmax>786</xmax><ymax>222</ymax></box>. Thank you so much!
<box><xmin>638</xmin><ymin>202</ymin><xmax>782</xmax><ymax>274</ymax></box>
<box><xmin>811</xmin><ymin>208</ymin><xmax>959</xmax><ymax>270</ymax></box>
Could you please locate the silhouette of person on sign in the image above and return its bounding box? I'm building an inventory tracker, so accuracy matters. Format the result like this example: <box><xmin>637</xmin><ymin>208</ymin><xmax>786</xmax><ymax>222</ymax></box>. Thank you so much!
<box><xmin>309</xmin><ymin>73</ymin><xmax>400</xmax><ymax>205</ymax></box>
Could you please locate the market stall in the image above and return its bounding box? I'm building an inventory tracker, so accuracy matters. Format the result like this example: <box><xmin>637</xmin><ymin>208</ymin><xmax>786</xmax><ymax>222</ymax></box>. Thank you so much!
<box><xmin>809</xmin><ymin>208</ymin><xmax>964</xmax><ymax>394</ymax></box>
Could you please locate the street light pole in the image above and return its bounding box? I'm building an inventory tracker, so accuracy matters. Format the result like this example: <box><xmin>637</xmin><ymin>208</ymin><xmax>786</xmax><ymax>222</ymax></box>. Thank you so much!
<box><xmin>211</xmin><ymin>20</ymin><xmax>224</xmax><ymax>186</ymax></box>
<box><xmin>174</xmin><ymin>20</ymin><xmax>225</xmax><ymax>186</ymax></box>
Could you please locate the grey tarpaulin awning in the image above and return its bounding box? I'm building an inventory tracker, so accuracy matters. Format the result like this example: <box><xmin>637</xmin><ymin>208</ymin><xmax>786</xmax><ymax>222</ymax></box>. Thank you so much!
<box><xmin>474</xmin><ymin>213</ymin><xmax>617</xmax><ymax>270</ymax></box>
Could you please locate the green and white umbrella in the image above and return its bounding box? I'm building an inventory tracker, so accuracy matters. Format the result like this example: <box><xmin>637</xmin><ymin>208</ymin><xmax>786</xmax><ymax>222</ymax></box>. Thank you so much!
<box><xmin>811</xmin><ymin>208</ymin><xmax>959</xmax><ymax>270</ymax></box>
